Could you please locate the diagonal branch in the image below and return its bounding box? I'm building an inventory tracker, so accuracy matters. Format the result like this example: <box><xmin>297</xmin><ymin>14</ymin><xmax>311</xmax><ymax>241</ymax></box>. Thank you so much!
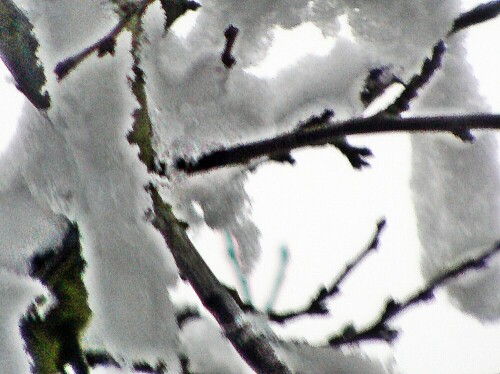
<box><xmin>268</xmin><ymin>219</ymin><xmax>386</xmax><ymax>324</ymax></box>
<box><xmin>55</xmin><ymin>0</ymin><xmax>155</xmax><ymax>80</ymax></box>
<box><xmin>383</xmin><ymin>40</ymin><xmax>447</xmax><ymax>117</ymax></box>
<box><xmin>149</xmin><ymin>185</ymin><xmax>292</xmax><ymax>373</ymax></box>
<box><xmin>448</xmin><ymin>0</ymin><xmax>500</xmax><ymax>36</ymax></box>
<box><xmin>175</xmin><ymin>113</ymin><xmax>500</xmax><ymax>174</ymax></box>
<box><xmin>124</xmin><ymin>19</ymin><xmax>291</xmax><ymax>372</ymax></box>
<box><xmin>0</xmin><ymin>0</ymin><xmax>50</xmax><ymax>109</ymax></box>
<box><xmin>328</xmin><ymin>240</ymin><xmax>500</xmax><ymax>346</ymax></box>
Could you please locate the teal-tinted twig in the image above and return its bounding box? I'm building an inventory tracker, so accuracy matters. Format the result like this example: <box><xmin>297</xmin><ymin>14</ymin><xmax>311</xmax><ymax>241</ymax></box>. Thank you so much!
<box><xmin>225</xmin><ymin>231</ymin><xmax>253</xmax><ymax>306</ymax></box>
<box><xmin>265</xmin><ymin>245</ymin><xmax>289</xmax><ymax>313</ymax></box>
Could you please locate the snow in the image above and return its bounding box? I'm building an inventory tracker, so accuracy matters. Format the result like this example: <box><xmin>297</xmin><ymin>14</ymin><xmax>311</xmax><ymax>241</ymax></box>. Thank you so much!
<box><xmin>0</xmin><ymin>270</ymin><xmax>48</xmax><ymax>373</ymax></box>
<box><xmin>0</xmin><ymin>0</ymin><xmax>499</xmax><ymax>372</ymax></box>
<box><xmin>410</xmin><ymin>35</ymin><xmax>500</xmax><ymax>321</ymax></box>
<box><xmin>180</xmin><ymin>318</ymin><xmax>252</xmax><ymax>374</ymax></box>
<box><xmin>1</xmin><ymin>0</ymin><xmax>179</xmax><ymax>368</ymax></box>
<box><xmin>275</xmin><ymin>342</ymin><xmax>393</xmax><ymax>374</ymax></box>
<box><xmin>0</xmin><ymin>64</ymin><xmax>23</xmax><ymax>152</ymax></box>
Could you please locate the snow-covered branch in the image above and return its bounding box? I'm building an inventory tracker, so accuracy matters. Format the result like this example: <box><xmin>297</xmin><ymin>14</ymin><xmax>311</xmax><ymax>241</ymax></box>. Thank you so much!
<box><xmin>149</xmin><ymin>185</ymin><xmax>292</xmax><ymax>373</ymax></box>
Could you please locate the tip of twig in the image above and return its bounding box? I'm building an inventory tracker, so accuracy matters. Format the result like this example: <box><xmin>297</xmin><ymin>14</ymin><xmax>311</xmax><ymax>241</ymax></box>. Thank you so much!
<box><xmin>174</xmin><ymin>157</ymin><xmax>190</xmax><ymax>172</ymax></box>
<box><xmin>221</xmin><ymin>24</ymin><xmax>239</xmax><ymax>69</ymax></box>
<box><xmin>54</xmin><ymin>58</ymin><xmax>78</xmax><ymax>81</ymax></box>
<box><xmin>453</xmin><ymin>128</ymin><xmax>475</xmax><ymax>142</ymax></box>
<box><xmin>448</xmin><ymin>1</ymin><xmax>500</xmax><ymax>36</ymax></box>
<box><xmin>377</xmin><ymin>218</ymin><xmax>387</xmax><ymax>230</ymax></box>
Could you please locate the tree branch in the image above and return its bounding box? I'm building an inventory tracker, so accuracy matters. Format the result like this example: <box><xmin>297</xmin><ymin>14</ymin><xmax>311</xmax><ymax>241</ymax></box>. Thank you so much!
<box><xmin>175</xmin><ymin>113</ymin><xmax>500</xmax><ymax>174</ymax></box>
<box><xmin>328</xmin><ymin>240</ymin><xmax>500</xmax><ymax>346</ymax></box>
<box><xmin>268</xmin><ymin>219</ymin><xmax>386</xmax><ymax>323</ymax></box>
<box><xmin>124</xmin><ymin>20</ymin><xmax>290</xmax><ymax>372</ymax></box>
<box><xmin>149</xmin><ymin>185</ymin><xmax>292</xmax><ymax>373</ymax></box>
<box><xmin>54</xmin><ymin>0</ymin><xmax>155</xmax><ymax>80</ymax></box>
<box><xmin>84</xmin><ymin>350</ymin><xmax>167</xmax><ymax>373</ymax></box>
<box><xmin>448</xmin><ymin>0</ymin><xmax>500</xmax><ymax>36</ymax></box>
<box><xmin>0</xmin><ymin>0</ymin><xmax>50</xmax><ymax>109</ymax></box>
<box><xmin>383</xmin><ymin>40</ymin><xmax>446</xmax><ymax>117</ymax></box>
<box><xmin>176</xmin><ymin>2</ymin><xmax>500</xmax><ymax>175</ymax></box>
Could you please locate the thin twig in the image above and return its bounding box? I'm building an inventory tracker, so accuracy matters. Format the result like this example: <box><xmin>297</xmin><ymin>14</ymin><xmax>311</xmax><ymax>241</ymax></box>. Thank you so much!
<box><xmin>295</xmin><ymin>109</ymin><xmax>373</xmax><ymax>169</ymax></box>
<box><xmin>448</xmin><ymin>0</ymin><xmax>500</xmax><ymax>36</ymax></box>
<box><xmin>268</xmin><ymin>219</ymin><xmax>386</xmax><ymax>323</ymax></box>
<box><xmin>221</xmin><ymin>24</ymin><xmax>239</xmax><ymax>69</ymax></box>
<box><xmin>328</xmin><ymin>240</ymin><xmax>500</xmax><ymax>346</ymax></box>
<box><xmin>383</xmin><ymin>40</ymin><xmax>447</xmax><ymax>118</ymax></box>
<box><xmin>54</xmin><ymin>0</ymin><xmax>154</xmax><ymax>80</ymax></box>
<box><xmin>175</xmin><ymin>113</ymin><xmax>500</xmax><ymax>174</ymax></box>
<box><xmin>360</xmin><ymin>66</ymin><xmax>405</xmax><ymax>108</ymax></box>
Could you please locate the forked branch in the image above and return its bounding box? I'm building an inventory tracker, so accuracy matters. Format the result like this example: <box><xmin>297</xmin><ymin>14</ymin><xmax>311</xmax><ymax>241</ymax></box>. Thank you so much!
<box><xmin>268</xmin><ymin>219</ymin><xmax>386</xmax><ymax>323</ymax></box>
<box><xmin>175</xmin><ymin>113</ymin><xmax>500</xmax><ymax>174</ymax></box>
<box><xmin>328</xmin><ymin>240</ymin><xmax>500</xmax><ymax>346</ymax></box>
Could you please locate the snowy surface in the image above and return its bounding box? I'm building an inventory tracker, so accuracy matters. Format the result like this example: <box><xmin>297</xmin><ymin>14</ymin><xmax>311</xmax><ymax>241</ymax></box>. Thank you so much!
<box><xmin>2</xmin><ymin>0</ymin><xmax>179</xmax><ymax>370</ymax></box>
<box><xmin>0</xmin><ymin>0</ymin><xmax>499</xmax><ymax>373</ymax></box>
<box><xmin>0</xmin><ymin>270</ymin><xmax>48</xmax><ymax>373</ymax></box>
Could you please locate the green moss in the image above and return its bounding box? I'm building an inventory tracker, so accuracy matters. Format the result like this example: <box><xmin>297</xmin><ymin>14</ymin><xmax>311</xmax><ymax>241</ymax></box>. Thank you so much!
<box><xmin>127</xmin><ymin>17</ymin><xmax>157</xmax><ymax>173</ymax></box>
<box><xmin>0</xmin><ymin>0</ymin><xmax>50</xmax><ymax>109</ymax></box>
<box><xmin>21</xmin><ymin>223</ymin><xmax>91</xmax><ymax>374</ymax></box>
<box><xmin>21</xmin><ymin>313</ymin><xmax>60</xmax><ymax>374</ymax></box>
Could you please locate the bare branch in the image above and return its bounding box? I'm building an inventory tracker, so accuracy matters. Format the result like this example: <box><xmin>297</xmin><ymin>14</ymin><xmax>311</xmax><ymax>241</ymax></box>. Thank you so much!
<box><xmin>54</xmin><ymin>0</ymin><xmax>155</xmax><ymax>81</ymax></box>
<box><xmin>122</xmin><ymin>19</ymin><xmax>289</xmax><ymax>370</ymax></box>
<box><xmin>221</xmin><ymin>24</ymin><xmax>239</xmax><ymax>69</ymax></box>
<box><xmin>175</xmin><ymin>113</ymin><xmax>500</xmax><ymax>174</ymax></box>
<box><xmin>328</xmin><ymin>240</ymin><xmax>500</xmax><ymax>346</ymax></box>
<box><xmin>383</xmin><ymin>40</ymin><xmax>447</xmax><ymax>117</ymax></box>
<box><xmin>268</xmin><ymin>219</ymin><xmax>386</xmax><ymax>324</ymax></box>
<box><xmin>176</xmin><ymin>305</ymin><xmax>201</xmax><ymax>327</ymax></box>
<box><xmin>448</xmin><ymin>0</ymin><xmax>500</xmax><ymax>36</ymax></box>
<box><xmin>295</xmin><ymin>109</ymin><xmax>373</xmax><ymax>169</ymax></box>
<box><xmin>149</xmin><ymin>185</ymin><xmax>292</xmax><ymax>373</ymax></box>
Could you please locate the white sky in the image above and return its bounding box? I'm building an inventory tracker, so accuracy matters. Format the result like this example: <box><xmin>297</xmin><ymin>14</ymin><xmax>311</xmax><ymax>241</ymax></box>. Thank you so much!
<box><xmin>0</xmin><ymin>1</ymin><xmax>499</xmax><ymax>373</ymax></box>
